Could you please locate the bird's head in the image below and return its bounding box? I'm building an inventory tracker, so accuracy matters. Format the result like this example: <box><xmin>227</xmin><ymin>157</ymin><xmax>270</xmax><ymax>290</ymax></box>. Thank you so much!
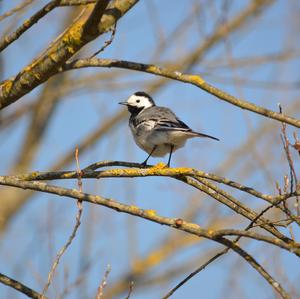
<box><xmin>119</xmin><ymin>91</ymin><xmax>155</xmax><ymax>114</ymax></box>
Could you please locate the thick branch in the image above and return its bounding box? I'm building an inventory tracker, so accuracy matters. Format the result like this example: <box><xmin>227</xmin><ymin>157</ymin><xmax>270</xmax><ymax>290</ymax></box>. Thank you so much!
<box><xmin>0</xmin><ymin>0</ymin><xmax>100</xmax><ymax>52</ymax></box>
<box><xmin>0</xmin><ymin>0</ymin><xmax>139</xmax><ymax>110</ymax></box>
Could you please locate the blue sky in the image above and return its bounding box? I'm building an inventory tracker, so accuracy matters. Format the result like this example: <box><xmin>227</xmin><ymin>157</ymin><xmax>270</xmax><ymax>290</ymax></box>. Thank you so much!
<box><xmin>1</xmin><ymin>0</ymin><xmax>300</xmax><ymax>298</ymax></box>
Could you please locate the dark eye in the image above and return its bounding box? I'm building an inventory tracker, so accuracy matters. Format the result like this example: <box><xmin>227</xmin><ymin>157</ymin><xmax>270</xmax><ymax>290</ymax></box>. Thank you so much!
<box><xmin>136</xmin><ymin>99</ymin><xmax>140</xmax><ymax>103</ymax></box>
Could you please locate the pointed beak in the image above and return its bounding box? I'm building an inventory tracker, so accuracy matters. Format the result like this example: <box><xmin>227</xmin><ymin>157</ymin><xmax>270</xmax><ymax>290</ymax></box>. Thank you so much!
<box><xmin>118</xmin><ymin>101</ymin><xmax>129</xmax><ymax>106</ymax></box>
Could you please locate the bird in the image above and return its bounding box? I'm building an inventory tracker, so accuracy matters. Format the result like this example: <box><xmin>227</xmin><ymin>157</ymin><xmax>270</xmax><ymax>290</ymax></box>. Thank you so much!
<box><xmin>119</xmin><ymin>91</ymin><xmax>219</xmax><ymax>167</ymax></box>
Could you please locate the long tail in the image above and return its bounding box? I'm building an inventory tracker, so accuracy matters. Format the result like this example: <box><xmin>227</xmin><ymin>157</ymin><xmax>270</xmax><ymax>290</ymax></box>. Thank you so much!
<box><xmin>191</xmin><ymin>131</ymin><xmax>219</xmax><ymax>141</ymax></box>
<box><xmin>157</xmin><ymin>126</ymin><xmax>220</xmax><ymax>141</ymax></box>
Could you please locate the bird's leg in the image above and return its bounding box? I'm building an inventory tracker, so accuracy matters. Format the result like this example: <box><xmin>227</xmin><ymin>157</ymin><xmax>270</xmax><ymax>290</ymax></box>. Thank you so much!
<box><xmin>141</xmin><ymin>146</ymin><xmax>157</xmax><ymax>167</ymax></box>
<box><xmin>167</xmin><ymin>145</ymin><xmax>174</xmax><ymax>167</ymax></box>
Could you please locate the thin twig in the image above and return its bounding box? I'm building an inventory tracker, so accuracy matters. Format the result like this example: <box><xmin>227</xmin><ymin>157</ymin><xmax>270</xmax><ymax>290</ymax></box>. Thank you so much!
<box><xmin>90</xmin><ymin>22</ymin><xmax>117</xmax><ymax>58</ymax></box>
<box><xmin>0</xmin><ymin>0</ymin><xmax>61</xmax><ymax>52</ymax></box>
<box><xmin>125</xmin><ymin>281</ymin><xmax>134</xmax><ymax>299</ymax></box>
<box><xmin>60</xmin><ymin>0</ymin><xmax>96</xmax><ymax>5</ymax></box>
<box><xmin>190</xmin><ymin>176</ymin><xmax>286</xmax><ymax>239</ymax></box>
<box><xmin>292</xmin><ymin>132</ymin><xmax>300</xmax><ymax>156</ymax></box>
<box><xmin>279</xmin><ymin>104</ymin><xmax>299</xmax><ymax>216</ymax></box>
<box><xmin>162</xmin><ymin>250</ymin><xmax>226</xmax><ymax>299</ymax></box>
<box><xmin>164</xmin><ymin>163</ymin><xmax>300</xmax><ymax>298</ymax></box>
<box><xmin>162</xmin><ymin>192</ymin><xmax>293</xmax><ymax>299</ymax></box>
<box><xmin>0</xmin><ymin>0</ymin><xmax>35</xmax><ymax>22</ymax></box>
<box><xmin>95</xmin><ymin>265</ymin><xmax>111</xmax><ymax>299</ymax></box>
<box><xmin>75</xmin><ymin>146</ymin><xmax>83</xmax><ymax>192</ymax></box>
<box><xmin>41</xmin><ymin>202</ymin><xmax>83</xmax><ymax>296</ymax></box>
<box><xmin>41</xmin><ymin>149</ymin><xmax>84</xmax><ymax>297</ymax></box>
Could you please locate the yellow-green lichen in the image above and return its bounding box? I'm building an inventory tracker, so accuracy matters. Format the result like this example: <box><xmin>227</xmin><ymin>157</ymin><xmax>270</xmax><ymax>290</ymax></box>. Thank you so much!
<box><xmin>2</xmin><ymin>80</ymin><xmax>13</xmax><ymax>94</ymax></box>
<box><xmin>22</xmin><ymin>171</ymin><xmax>40</xmax><ymax>180</ymax></box>
<box><xmin>62</xmin><ymin>22</ymin><xmax>84</xmax><ymax>53</ymax></box>
<box><xmin>169</xmin><ymin>167</ymin><xmax>192</xmax><ymax>175</ymax></box>
<box><xmin>106</xmin><ymin>168</ymin><xmax>140</xmax><ymax>176</ymax></box>
<box><xmin>63</xmin><ymin>172</ymin><xmax>77</xmax><ymax>179</ymax></box>
<box><xmin>207</xmin><ymin>230</ymin><xmax>214</xmax><ymax>237</ymax></box>
<box><xmin>145</xmin><ymin>209</ymin><xmax>157</xmax><ymax>217</ymax></box>
<box><xmin>188</xmin><ymin>74</ymin><xmax>206</xmax><ymax>85</ymax></box>
<box><xmin>147</xmin><ymin>65</ymin><xmax>160</xmax><ymax>74</ymax></box>
<box><xmin>153</xmin><ymin>162</ymin><xmax>167</xmax><ymax>169</ymax></box>
<box><xmin>129</xmin><ymin>205</ymin><xmax>140</xmax><ymax>214</ymax></box>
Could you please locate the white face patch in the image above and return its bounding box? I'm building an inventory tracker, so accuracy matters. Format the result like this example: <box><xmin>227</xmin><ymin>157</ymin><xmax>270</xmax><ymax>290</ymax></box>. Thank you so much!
<box><xmin>126</xmin><ymin>94</ymin><xmax>154</xmax><ymax>109</ymax></box>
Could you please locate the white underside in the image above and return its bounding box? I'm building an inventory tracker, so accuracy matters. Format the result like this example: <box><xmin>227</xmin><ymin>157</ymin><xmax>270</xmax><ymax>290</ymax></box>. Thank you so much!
<box><xmin>133</xmin><ymin>130</ymin><xmax>197</xmax><ymax>157</ymax></box>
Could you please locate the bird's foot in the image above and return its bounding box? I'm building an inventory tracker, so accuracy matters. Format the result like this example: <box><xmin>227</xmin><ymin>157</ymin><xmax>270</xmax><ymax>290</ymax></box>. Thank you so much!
<box><xmin>140</xmin><ymin>160</ymin><xmax>148</xmax><ymax>168</ymax></box>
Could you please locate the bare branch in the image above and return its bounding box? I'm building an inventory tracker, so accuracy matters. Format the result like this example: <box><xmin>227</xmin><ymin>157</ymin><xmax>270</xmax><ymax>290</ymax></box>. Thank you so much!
<box><xmin>163</xmin><ymin>189</ymin><xmax>298</xmax><ymax>299</ymax></box>
<box><xmin>90</xmin><ymin>22</ymin><xmax>117</xmax><ymax>57</ymax></box>
<box><xmin>162</xmin><ymin>250</ymin><xmax>225</xmax><ymax>299</ymax></box>
<box><xmin>41</xmin><ymin>150</ymin><xmax>84</xmax><ymax>297</ymax></box>
<box><xmin>60</xmin><ymin>0</ymin><xmax>96</xmax><ymax>5</ymax></box>
<box><xmin>95</xmin><ymin>265</ymin><xmax>111</xmax><ymax>299</ymax></box>
<box><xmin>0</xmin><ymin>272</ymin><xmax>44</xmax><ymax>299</ymax></box>
<box><xmin>0</xmin><ymin>0</ymin><xmax>35</xmax><ymax>22</ymax></box>
<box><xmin>125</xmin><ymin>281</ymin><xmax>134</xmax><ymax>299</ymax></box>
<box><xmin>0</xmin><ymin>0</ymin><xmax>62</xmax><ymax>52</ymax></box>
<box><xmin>279</xmin><ymin>105</ymin><xmax>300</xmax><ymax>216</ymax></box>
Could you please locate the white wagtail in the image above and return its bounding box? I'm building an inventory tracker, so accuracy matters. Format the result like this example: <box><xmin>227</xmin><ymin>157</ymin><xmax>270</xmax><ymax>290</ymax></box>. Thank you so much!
<box><xmin>119</xmin><ymin>91</ymin><xmax>219</xmax><ymax>167</ymax></box>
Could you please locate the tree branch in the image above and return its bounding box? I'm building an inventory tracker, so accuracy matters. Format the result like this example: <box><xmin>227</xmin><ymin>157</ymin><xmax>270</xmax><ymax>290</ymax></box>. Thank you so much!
<box><xmin>0</xmin><ymin>272</ymin><xmax>44</xmax><ymax>299</ymax></box>
<box><xmin>1</xmin><ymin>164</ymin><xmax>300</xmax><ymax>250</ymax></box>
<box><xmin>0</xmin><ymin>177</ymin><xmax>292</xmax><ymax>299</ymax></box>
<box><xmin>2</xmin><ymin>160</ymin><xmax>299</xmax><ymax>239</ymax></box>
<box><xmin>62</xmin><ymin>58</ymin><xmax>300</xmax><ymax>128</ymax></box>
<box><xmin>0</xmin><ymin>0</ymin><xmax>62</xmax><ymax>52</ymax></box>
<box><xmin>163</xmin><ymin>190</ymin><xmax>299</xmax><ymax>299</ymax></box>
<box><xmin>0</xmin><ymin>0</ymin><xmax>139</xmax><ymax>110</ymax></box>
<box><xmin>7</xmin><ymin>160</ymin><xmax>300</xmax><ymax>211</ymax></box>
<box><xmin>0</xmin><ymin>0</ymin><xmax>35</xmax><ymax>22</ymax></box>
